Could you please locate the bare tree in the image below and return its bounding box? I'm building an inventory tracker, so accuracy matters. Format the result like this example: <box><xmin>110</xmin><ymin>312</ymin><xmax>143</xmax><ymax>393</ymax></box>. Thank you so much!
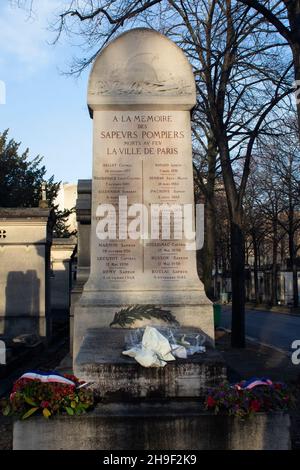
<box><xmin>193</xmin><ymin>132</ymin><xmax>219</xmax><ymax>300</ymax></box>
<box><xmin>247</xmin><ymin>159</ymin><xmax>287</xmax><ymax>306</ymax></box>
<box><xmin>258</xmin><ymin>119</ymin><xmax>300</xmax><ymax>307</ymax></box>
<box><xmin>164</xmin><ymin>0</ymin><xmax>293</xmax><ymax>346</ymax></box>
<box><xmin>244</xmin><ymin>173</ymin><xmax>269</xmax><ymax>303</ymax></box>
<box><xmin>238</xmin><ymin>0</ymin><xmax>300</xmax><ymax>135</ymax></box>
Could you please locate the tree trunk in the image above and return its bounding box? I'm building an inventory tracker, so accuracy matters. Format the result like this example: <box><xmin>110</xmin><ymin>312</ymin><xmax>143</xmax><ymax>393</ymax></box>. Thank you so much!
<box><xmin>252</xmin><ymin>233</ymin><xmax>259</xmax><ymax>304</ymax></box>
<box><xmin>271</xmin><ymin>221</ymin><xmax>278</xmax><ymax>306</ymax></box>
<box><xmin>230</xmin><ymin>217</ymin><xmax>246</xmax><ymax>348</ymax></box>
<box><xmin>291</xmin><ymin>41</ymin><xmax>300</xmax><ymax>134</ymax></box>
<box><xmin>286</xmin><ymin>0</ymin><xmax>300</xmax><ymax>135</ymax></box>
<box><xmin>292</xmin><ymin>259</ymin><xmax>299</xmax><ymax>308</ymax></box>
<box><xmin>216</xmin><ymin>132</ymin><xmax>246</xmax><ymax>348</ymax></box>
<box><xmin>291</xmin><ymin>239</ymin><xmax>299</xmax><ymax>309</ymax></box>
<box><xmin>198</xmin><ymin>134</ymin><xmax>217</xmax><ymax>300</ymax></box>
<box><xmin>202</xmin><ymin>195</ymin><xmax>216</xmax><ymax>300</ymax></box>
<box><xmin>288</xmin><ymin>231</ymin><xmax>299</xmax><ymax>308</ymax></box>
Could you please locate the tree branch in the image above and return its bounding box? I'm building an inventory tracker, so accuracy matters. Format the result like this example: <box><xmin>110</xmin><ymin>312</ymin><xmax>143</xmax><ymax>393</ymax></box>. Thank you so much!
<box><xmin>60</xmin><ymin>0</ymin><xmax>163</xmax><ymax>25</ymax></box>
<box><xmin>238</xmin><ymin>0</ymin><xmax>292</xmax><ymax>43</ymax></box>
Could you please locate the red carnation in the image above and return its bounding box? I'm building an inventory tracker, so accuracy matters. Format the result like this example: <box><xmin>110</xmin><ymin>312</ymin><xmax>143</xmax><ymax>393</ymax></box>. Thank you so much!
<box><xmin>41</xmin><ymin>401</ymin><xmax>50</xmax><ymax>409</ymax></box>
<box><xmin>207</xmin><ymin>396</ymin><xmax>216</xmax><ymax>408</ymax></box>
<box><xmin>250</xmin><ymin>400</ymin><xmax>261</xmax><ymax>412</ymax></box>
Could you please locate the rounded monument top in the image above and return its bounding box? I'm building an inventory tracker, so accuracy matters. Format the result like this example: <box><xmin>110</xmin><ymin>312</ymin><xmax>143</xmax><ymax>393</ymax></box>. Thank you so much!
<box><xmin>88</xmin><ymin>28</ymin><xmax>196</xmax><ymax>114</ymax></box>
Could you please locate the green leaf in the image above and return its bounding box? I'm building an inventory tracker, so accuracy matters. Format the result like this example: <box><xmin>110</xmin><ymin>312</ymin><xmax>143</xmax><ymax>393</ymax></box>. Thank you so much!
<box><xmin>110</xmin><ymin>304</ymin><xmax>179</xmax><ymax>328</ymax></box>
<box><xmin>22</xmin><ymin>407</ymin><xmax>39</xmax><ymax>420</ymax></box>
<box><xmin>24</xmin><ymin>396</ymin><xmax>38</xmax><ymax>407</ymax></box>
<box><xmin>65</xmin><ymin>407</ymin><xmax>74</xmax><ymax>416</ymax></box>
<box><xmin>80</xmin><ymin>403</ymin><xmax>90</xmax><ymax>409</ymax></box>
<box><xmin>3</xmin><ymin>404</ymin><xmax>11</xmax><ymax>416</ymax></box>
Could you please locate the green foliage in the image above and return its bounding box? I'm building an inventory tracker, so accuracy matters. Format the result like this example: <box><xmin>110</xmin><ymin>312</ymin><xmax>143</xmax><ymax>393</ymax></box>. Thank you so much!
<box><xmin>110</xmin><ymin>304</ymin><xmax>179</xmax><ymax>328</ymax></box>
<box><xmin>0</xmin><ymin>129</ymin><xmax>75</xmax><ymax>237</ymax></box>
<box><xmin>65</xmin><ymin>406</ymin><xmax>74</xmax><ymax>416</ymax></box>
<box><xmin>53</xmin><ymin>206</ymin><xmax>76</xmax><ymax>238</ymax></box>
<box><xmin>0</xmin><ymin>129</ymin><xmax>49</xmax><ymax>207</ymax></box>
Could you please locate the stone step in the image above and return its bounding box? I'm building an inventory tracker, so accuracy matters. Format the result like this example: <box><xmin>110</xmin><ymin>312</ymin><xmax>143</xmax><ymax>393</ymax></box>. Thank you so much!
<box><xmin>13</xmin><ymin>403</ymin><xmax>290</xmax><ymax>450</ymax></box>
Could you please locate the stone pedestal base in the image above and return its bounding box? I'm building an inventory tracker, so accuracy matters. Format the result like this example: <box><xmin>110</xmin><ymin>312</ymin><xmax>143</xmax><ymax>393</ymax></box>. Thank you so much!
<box><xmin>74</xmin><ymin>328</ymin><xmax>226</xmax><ymax>398</ymax></box>
<box><xmin>13</xmin><ymin>404</ymin><xmax>291</xmax><ymax>450</ymax></box>
<box><xmin>73</xmin><ymin>294</ymin><xmax>215</xmax><ymax>360</ymax></box>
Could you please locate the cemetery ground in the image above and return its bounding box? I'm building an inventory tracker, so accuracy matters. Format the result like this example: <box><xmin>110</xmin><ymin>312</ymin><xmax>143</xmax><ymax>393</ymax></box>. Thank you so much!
<box><xmin>0</xmin><ymin>324</ymin><xmax>299</xmax><ymax>450</ymax></box>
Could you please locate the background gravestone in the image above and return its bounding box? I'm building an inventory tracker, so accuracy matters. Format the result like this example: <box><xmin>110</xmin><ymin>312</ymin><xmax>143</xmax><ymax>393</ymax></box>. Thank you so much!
<box><xmin>74</xmin><ymin>28</ymin><xmax>214</xmax><ymax>358</ymax></box>
<box><xmin>0</xmin><ymin>208</ymin><xmax>54</xmax><ymax>339</ymax></box>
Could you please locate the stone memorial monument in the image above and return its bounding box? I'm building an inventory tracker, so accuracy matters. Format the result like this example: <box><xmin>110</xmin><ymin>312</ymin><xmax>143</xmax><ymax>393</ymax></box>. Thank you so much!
<box><xmin>11</xmin><ymin>29</ymin><xmax>290</xmax><ymax>452</ymax></box>
<box><xmin>74</xmin><ymin>29</ymin><xmax>219</xmax><ymax>393</ymax></box>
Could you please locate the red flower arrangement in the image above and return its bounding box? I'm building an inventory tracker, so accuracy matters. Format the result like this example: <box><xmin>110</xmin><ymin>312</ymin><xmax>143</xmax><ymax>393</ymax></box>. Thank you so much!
<box><xmin>0</xmin><ymin>373</ymin><xmax>94</xmax><ymax>420</ymax></box>
<box><xmin>205</xmin><ymin>381</ymin><xmax>294</xmax><ymax>419</ymax></box>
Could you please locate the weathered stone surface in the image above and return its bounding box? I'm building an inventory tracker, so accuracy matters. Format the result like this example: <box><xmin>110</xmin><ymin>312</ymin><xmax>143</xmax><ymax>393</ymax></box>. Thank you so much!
<box><xmin>0</xmin><ymin>208</ymin><xmax>52</xmax><ymax>219</ymax></box>
<box><xmin>0</xmin><ymin>417</ymin><xmax>13</xmax><ymax>450</ymax></box>
<box><xmin>74</xmin><ymin>328</ymin><xmax>225</xmax><ymax>398</ymax></box>
<box><xmin>13</xmin><ymin>404</ymin><xmax>291</xmax><ymax>450</ymax></box>
<box><xmin>0</xmin><ymin>208</ymin><xmax>54</xmax><ymax>339</ymax></box>
<box><xmin>70</xmin><ymin>179</ymin><xmax>92</xmax><ymax>354</ymax></box>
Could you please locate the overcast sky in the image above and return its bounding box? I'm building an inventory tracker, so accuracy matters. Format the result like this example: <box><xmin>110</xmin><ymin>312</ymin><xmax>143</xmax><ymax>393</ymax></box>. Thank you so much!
<box><xmin>0</xmin><ymin>0</ymin><xmax>93</xmax><ymax>183</ymax></box>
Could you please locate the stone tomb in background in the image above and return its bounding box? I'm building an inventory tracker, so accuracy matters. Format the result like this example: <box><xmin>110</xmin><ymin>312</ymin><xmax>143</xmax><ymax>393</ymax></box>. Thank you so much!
<box><xmin>0</xmin><ymin>208</ymin><xmax>54</xmax><ymax>340</ymax></box>
<box><xmin>74</xmin><ymin>28</ymin><xmax>218</xmax><ymax>394</ymax></box>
